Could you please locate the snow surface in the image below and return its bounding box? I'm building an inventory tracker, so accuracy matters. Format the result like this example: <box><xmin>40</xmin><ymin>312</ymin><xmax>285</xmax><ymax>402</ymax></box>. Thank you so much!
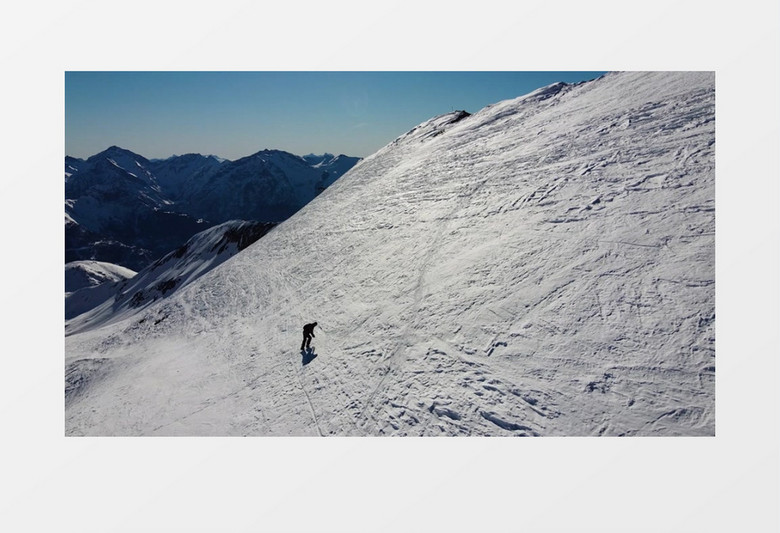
<box><xmin>65</xmin><ymin>71</ymin><xmax>715</xmax><ymax>436</ymax></box>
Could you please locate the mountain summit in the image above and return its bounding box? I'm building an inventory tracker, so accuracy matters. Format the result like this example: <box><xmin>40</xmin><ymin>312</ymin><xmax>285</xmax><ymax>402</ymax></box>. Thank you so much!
<box><xmin>65</xmin><ymin>72</ymin><xmax>715</xmax><ymax>436</ymax></box>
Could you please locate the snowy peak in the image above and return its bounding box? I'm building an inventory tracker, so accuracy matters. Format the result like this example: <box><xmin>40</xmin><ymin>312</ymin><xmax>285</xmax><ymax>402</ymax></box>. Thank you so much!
<box><xmin>67</xmin><ymin>145</ymin><xmax>163</xmax><ymax>201</ymax></box>
<box><xmin>522</xmin><ymin>81</ymin><xmax>569</xmax><ymax>101</ymax></box>
<box><xmin>304</xmin><ymin>153</ymin><xmax>362</xmax><ymax>169</ymax></box>
<box><xmin>83</xmin><ymin>146</ymin><xmax>157</xmax><ymax>187</ymax></box>
<box><xmin>180</xmin><ymin>149</ymin><xmax>354</xmax><ymax>223</ymax></box>
<box><xmin>147</xmin><ymin>152</ymin><xmax>226</xmax><ymax>198</ymax></box>
<box><xmin>302</xmin><ymin>153</ymin><xmax>335</xmax><ymax>166</ymax></box>
<box><xmin>302</xmin><ymin>153</ymin><xmax>363</xmax><ymax>193</ymax></box>
<box><xmin>86</xmin><ymin>145</ymin><xmax>150</xmax><ymax>165</ymax></box>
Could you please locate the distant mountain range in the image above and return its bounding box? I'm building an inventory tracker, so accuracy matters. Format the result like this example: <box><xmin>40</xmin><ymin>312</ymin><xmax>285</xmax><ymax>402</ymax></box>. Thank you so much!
<box><xmin>65</xmin><ymin>146</ymin><xmax>360</xmax><ymax>270</ymax></box>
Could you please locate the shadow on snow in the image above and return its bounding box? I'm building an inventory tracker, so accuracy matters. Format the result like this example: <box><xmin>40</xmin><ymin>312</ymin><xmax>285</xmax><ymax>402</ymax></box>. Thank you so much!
<box><xmin>301</xmin><ymin>347</ymin><xmax>318</xmax><ymax>366</ymax></box>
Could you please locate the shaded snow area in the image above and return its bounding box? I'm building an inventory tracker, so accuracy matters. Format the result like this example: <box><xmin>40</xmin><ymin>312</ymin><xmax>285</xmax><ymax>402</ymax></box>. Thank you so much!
<box><xmin>65</xmin><ymin>72</ymin><xmax>715</xmax><ymax>436</ymax></box>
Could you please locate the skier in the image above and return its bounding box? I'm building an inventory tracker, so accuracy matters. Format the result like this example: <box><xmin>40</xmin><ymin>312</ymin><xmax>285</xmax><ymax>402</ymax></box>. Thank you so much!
<box><xmin>301</xmin><ymin>322</ymin><xmax>317</xmax><ymax>351</ymax></box>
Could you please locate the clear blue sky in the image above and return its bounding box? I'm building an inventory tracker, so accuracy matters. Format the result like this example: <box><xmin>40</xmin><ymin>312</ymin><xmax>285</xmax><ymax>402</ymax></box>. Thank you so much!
<box><xmin>65</xmin><ymin>71</ymin><xmax>607</xmax><ymax>160</ymax></box>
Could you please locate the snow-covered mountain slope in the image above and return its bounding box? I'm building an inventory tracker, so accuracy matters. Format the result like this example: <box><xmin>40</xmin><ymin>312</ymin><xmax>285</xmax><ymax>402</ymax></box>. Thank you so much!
<box><xmin>65</xmin><ymin>262</ymin><xmax>137</xmax><ymax>321</ymax></box>
<box><xmin>65</xmin><ymin>260</ymin><xmax>136</xmax><ymax>295</ymax></box>
<box><xmin>65</xmin><ymin>72</ymin><xmax>715</xmax><ymax>436</ymax></box>
<box><xmin>65</xmin><ymin>220</ymin><xmax>276</xmax><ymax>332</ymax></box>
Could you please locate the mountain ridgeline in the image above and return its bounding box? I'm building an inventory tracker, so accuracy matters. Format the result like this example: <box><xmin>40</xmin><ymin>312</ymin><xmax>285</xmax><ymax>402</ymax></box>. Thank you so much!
<box><xmin>65</xmin><ymin>148</ymin><xmax>361</xmax><ymax>270</ymax></box>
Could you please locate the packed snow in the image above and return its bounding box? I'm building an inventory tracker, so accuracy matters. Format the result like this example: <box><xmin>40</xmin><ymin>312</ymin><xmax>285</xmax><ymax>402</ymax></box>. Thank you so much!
<box><xmin>65</xmin><ymin>72</ymin><xmax>715</xmax><ymax>436</ymax></box>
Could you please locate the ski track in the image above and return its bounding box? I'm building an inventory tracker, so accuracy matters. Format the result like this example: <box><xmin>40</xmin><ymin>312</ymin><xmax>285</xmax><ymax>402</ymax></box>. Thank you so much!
<box><xmin>65</xmin><ymin>72</ymin><xmax>715</xmax><ymax>436</ymax></box>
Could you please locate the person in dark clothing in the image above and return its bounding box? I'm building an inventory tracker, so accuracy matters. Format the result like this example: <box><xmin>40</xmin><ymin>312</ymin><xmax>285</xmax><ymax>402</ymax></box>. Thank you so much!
<box><xmin>301</xmin><ymin>322</ymin><xmax>317</xmax><ymax>351</ymax></box>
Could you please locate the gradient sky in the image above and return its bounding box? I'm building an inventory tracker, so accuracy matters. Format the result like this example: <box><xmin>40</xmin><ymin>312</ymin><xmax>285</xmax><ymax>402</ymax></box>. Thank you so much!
<box><xmin>65</xmin><ymin>71</ymin><xmax>607</xmax><ymax>160</ymax></box>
